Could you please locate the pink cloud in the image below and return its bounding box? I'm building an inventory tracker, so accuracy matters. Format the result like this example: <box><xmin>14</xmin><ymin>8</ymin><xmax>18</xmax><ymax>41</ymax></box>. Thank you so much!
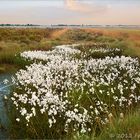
<box><xmin>65</xmin><ymin>0</ymin><xmax>109</xmax><ymax>14</ymax></box>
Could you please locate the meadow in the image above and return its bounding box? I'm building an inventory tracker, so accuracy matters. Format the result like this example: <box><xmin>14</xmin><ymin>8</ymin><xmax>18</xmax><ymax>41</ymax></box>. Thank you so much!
<box><xmin>0</xmin><ymin>28</ymin><xmax>140</xmax><ymax>139</ymax></box>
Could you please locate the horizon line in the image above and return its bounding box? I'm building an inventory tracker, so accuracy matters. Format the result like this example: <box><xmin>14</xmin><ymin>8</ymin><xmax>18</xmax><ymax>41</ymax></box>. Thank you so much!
<box><xmin>1</xmin><ymin>24</ymin><xmax>140</xmax><ymax>26</ymax></box>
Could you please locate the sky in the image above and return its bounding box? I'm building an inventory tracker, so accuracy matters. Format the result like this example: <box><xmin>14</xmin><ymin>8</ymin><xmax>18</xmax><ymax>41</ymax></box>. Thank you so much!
<box><xmin>0</xmin><ymin>0</ymin><xmax>140</xmax><ymax>25</ymax></box>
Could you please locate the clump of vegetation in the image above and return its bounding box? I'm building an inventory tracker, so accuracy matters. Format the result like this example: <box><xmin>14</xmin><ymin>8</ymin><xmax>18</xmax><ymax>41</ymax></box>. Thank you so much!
<box><xmin>1</xmin><ymin>28</ymin><xmax>140</xmax><ymax>139</ymax></box>
<box><xmin>75</xmin><ymin>43</ymin><xmax>123</xmax><ymax>59</ymax></box>
<box><xmin>4</xmin><ymin>44</ymin><xmax>140</xmax><ymax>139</ymax></box>
<box><xmin>95</xmin><ymin>36</ymin><xmax>116</xmax><ymax>43</ymax></box>
<box><xmin>60</xmin><ymin>29</ymin><xmax>97</xmax><ymax>42</ymax></box>
<box><xmin>0</xmin><ymin>28</ymin><xmax>62</xmax><ymax>72</ymax></box>
<box><xmin>0</xmin><ymin>28</ymin><xmax>140</xmax><ymax>70</ymax></box>
<box><xmin>0</xmin><ymin>28</ymin><xmax>52</xmax><ymax>42</ymax></box>
<box><xmin>71</xmin><ymin>111</ymin><xmax>140</xmax><ymax>140</ymax></box>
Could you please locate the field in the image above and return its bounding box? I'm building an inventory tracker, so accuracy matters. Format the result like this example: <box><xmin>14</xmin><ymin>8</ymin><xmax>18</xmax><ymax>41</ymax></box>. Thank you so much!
<box><xmin>0</xmin><ymin>28</ymin><xmax>140</xmax><ymax>139</ymax></box>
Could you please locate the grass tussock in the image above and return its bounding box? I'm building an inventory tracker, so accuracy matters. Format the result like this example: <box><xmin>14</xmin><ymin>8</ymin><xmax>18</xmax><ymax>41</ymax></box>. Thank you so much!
<box><xmin>70</xmin><ymin>111</ymin><xmax>140</xmax><ymax>140</ymax></box>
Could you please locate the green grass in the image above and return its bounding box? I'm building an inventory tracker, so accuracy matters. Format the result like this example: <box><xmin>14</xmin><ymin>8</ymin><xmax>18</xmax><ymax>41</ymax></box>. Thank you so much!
<box><xmin>1</xmin><ymin>28</ymin><xmax>140</xmax><ymax>139</ymax></box>
<box><xmin>69</xmin><ymin>111</ymin><xmax>140</xmax><ymax>140</ymax></box>
<box><xmin>0</xmin><ymin>28</ymin><xmax>140</xmax><ymax>68</ymax></box>
<box><xmin>97</xmin><ymin>111</ymin><xmax>140</xmax><ymax>140</ymax></box>
<box><xmin>5</xmin><ymin>44</ymin><xmax>140</xmax><ymax>139</ymax></box>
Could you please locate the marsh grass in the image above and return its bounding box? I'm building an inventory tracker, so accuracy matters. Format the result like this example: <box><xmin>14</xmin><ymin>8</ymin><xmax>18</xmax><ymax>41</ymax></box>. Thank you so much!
<box><xmin>5</xmin><ymin>45</ymin><xmax>140</xmax><ymax>139</ymax></box>
<box><xmin>1</xmin><ymin>28</ymin><xmax>140</xmax><ymax>139</ymax></box>
<box><xmin>70</xmin><ymin>110</ymin><xmax>140</xmax><ymax>140</ymax></box>
<box><xmin>97</xmin><ymin>110</ymin><xmax>140</xmax><ymax>140</ymax></box>
<box><xmin>0</xmin><ymin>28</ymin><xmax>140</xmax><ymax>67</ymax></box>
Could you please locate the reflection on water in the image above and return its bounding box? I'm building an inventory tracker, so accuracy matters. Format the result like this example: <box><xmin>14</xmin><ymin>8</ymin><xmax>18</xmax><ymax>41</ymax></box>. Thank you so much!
<box><xmin>0</xmin><ymin>73</ymin><xmax>12</xmax><ymax>139</ymax></box>
<box><xmin>0</xmin><ymin>0</ymin><xmax>140</xmax><ymax>25</ymax></box>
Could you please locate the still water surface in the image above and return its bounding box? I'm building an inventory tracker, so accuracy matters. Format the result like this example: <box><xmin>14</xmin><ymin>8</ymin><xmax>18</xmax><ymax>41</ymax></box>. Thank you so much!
<box><xmin>0</xmin><ymin>73</ymin><xmax>12</xmax><ymax>139</ymax></box>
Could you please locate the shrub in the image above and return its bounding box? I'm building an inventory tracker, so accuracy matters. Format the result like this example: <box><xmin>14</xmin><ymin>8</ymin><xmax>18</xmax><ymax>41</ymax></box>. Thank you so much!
<box><xmin>61</xmin><ymin>29</ymin><xmax>96</xmax><ymax>42</ymax></box>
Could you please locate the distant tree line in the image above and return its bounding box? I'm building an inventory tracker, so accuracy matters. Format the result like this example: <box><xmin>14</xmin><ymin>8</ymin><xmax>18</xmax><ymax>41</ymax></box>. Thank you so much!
<box><xmin>0</xmin><ymin>24</ymin><xmax>139</xmax><ymax>28</ymax></box>
<box><xmin>0</xmin><ymin>24</ymin><xmax>40</xmax><ymax>26</ymax></box>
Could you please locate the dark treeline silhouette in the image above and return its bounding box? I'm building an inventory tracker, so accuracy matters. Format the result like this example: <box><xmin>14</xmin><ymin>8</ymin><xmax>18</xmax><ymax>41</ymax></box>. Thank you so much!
<box><xmin>0</xmin><ymin>24</ymin><xmax>40</xmax><ymax>26</ymax></box>
<box><xmin>0</xmin><ymin>24</ymin><xmax>140</xmax><ymax>29</ymax></box>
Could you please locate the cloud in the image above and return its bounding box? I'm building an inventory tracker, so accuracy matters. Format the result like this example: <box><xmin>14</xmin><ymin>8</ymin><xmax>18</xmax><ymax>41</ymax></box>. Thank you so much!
<box><xmin>65</xmin><ymin>0</ymin><xmax>93</xmax><ymax>13</ymax></box>
<box><xmin>65</xmin><ymin>0</ymin><xmax>109</xmax><ymax>14</ymax></box>
<box><xmin>0</xmin><ymin>0</ymin><xmax>140</xmax><ymax>25</ymax></box>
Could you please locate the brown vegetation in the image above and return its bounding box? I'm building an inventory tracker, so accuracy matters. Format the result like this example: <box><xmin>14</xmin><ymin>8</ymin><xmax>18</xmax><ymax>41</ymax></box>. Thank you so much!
<box><xmin>0</xmin><ymin>27</ymin><xmax>140</xmax><ymax>73</ymax></box>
